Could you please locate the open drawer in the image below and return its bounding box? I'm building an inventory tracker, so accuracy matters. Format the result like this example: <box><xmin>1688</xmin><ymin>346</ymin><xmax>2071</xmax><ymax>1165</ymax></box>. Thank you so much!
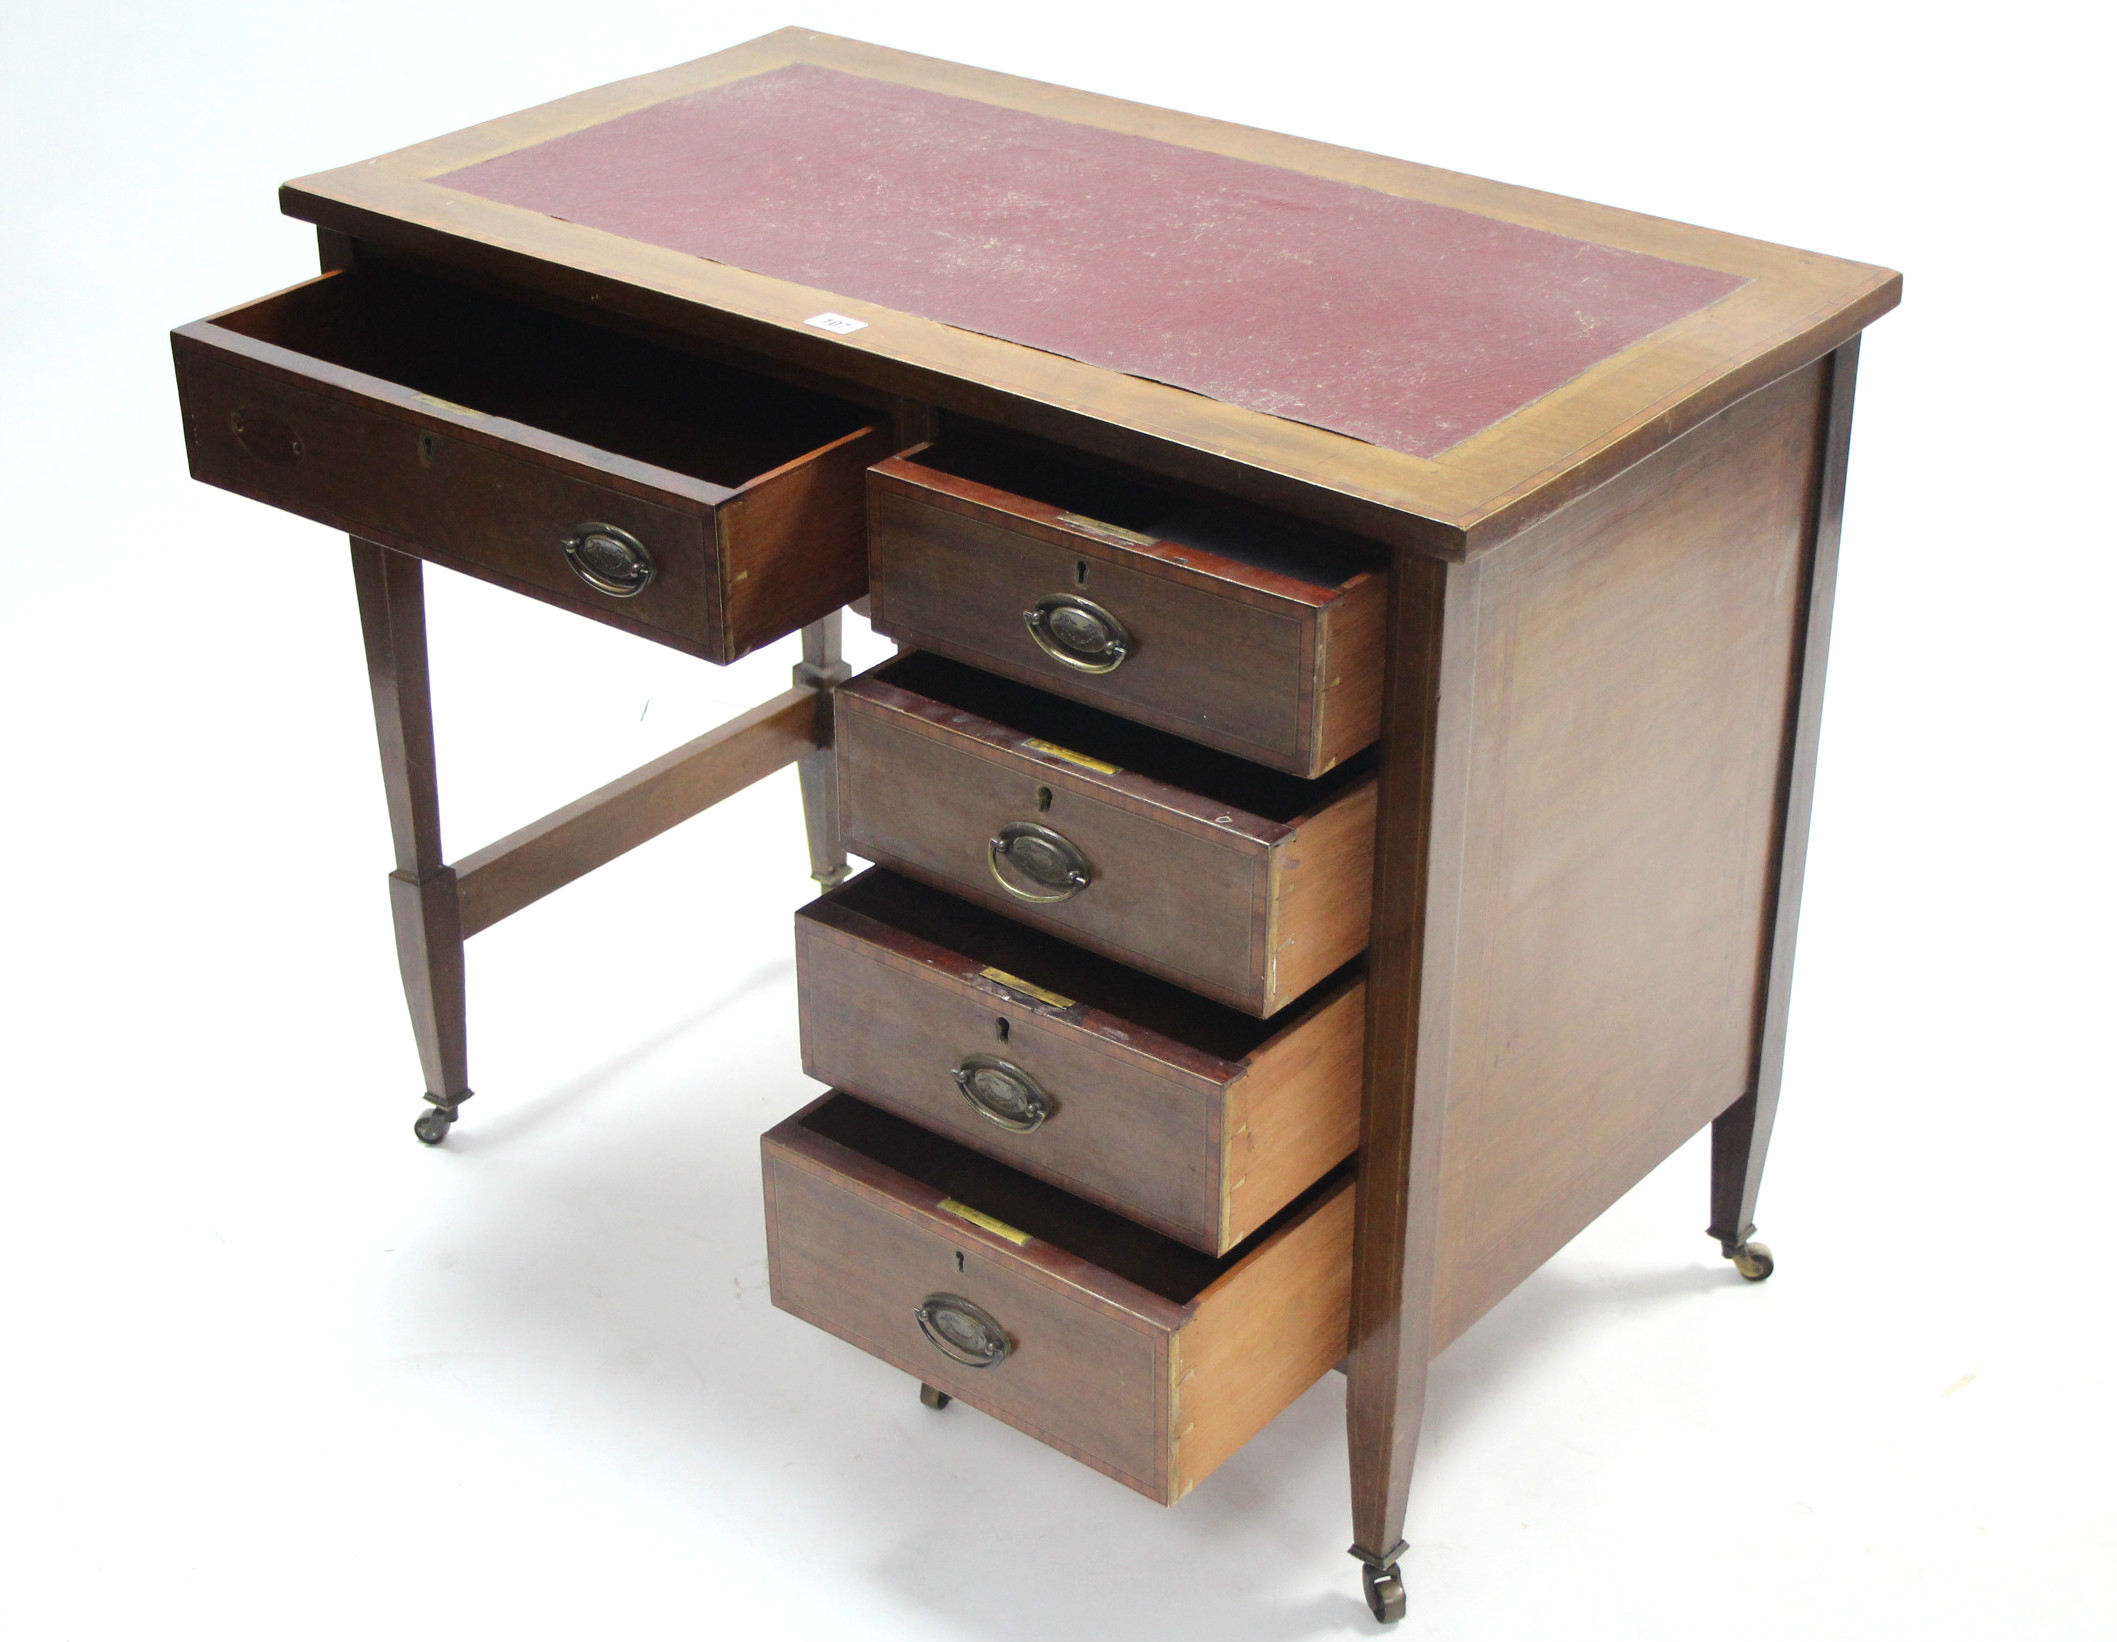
<box><xmin>867</xmin><ymin>427</ymin><xmax>1387</xmax><ymax>776</ymax></box>
<box><xmin>798</xmin><ymin>870</ymin><xmax>1364</xmax><ymax>1253</ymax></box>
<box><xmin>764</xmin><ymin>1092</ymin><xmax>1354</xmax><ymax>1505</ymax></box>
<box><xmin>838</xmin><ymin>652</ymin><xmax>1377</xmax><ymax>1016</ymax></box>
<box><xmin>172</xmin><ymin>262</ymin><xmax>893</xmax><ymax>662</ymax></box>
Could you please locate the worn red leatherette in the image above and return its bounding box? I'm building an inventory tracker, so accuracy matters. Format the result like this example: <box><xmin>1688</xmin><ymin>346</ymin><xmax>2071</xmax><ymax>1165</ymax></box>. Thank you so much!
<box><xmin>438</xmin><ymin>65</ymin><xmax>1745</xmax><ymax>458</ymax></box>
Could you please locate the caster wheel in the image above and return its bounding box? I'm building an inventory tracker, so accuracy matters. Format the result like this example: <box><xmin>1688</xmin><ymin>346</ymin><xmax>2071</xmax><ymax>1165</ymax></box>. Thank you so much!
<box><xmin>413</xmin><ymin>1107</ymin><xmax>456</xmax><ymax>1146</ymax></box>
<box><xmin>1729</xmin><ymin>1239</ymin><xmax>1775</xmax><ymax>1282</ymax></box>
<box><xmin>412</xmin><ymin>1091</ymin><xmax>471</xmax><ymax>1146</ymax></box>
<box><xmin>919</xmin><ymin>1382</ymin><xmax>953</xmax><ymax>1410</ymax></box>
<box><xmin>1362</xmin><ymin>1561</ymin><xmax>1406</xmax><ymax>1625</ymax></box>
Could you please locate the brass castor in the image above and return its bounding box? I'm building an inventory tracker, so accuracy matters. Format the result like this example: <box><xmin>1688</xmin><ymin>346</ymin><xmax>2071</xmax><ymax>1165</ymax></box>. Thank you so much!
<box><xmin>919</xmin><ymin>1382</ymin><xmax>953</xmax><ymax>1410</ymax></box>
<box><xmin>1727</xmin><ymin>1239</ymin><xmax>1775</xmax><ymax>1282</ymax></box>
<box><xmin>1362</xmin><ymin>1560</ymin><xmax>1407</xmax><ymax>1624</ymax></box>
<box><xmin>413</xmin><ymin>1093</ymin><xmax>470</xmax><ymax>1146</ymax></box>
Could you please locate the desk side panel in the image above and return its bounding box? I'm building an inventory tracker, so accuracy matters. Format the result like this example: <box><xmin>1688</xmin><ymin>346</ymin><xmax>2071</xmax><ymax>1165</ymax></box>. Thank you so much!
<box><xmin>1430</xmin><ymin>358</ymin><xmax>1826</xmax><ymax>1346</ymax></box>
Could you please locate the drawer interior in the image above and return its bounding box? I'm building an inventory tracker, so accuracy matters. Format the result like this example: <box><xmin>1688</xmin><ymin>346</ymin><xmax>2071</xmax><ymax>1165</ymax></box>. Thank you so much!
<box><xmin>873</xmin><ymin>651</ymin><xmax>1371</xmax><ymax>823</ymax></box>
<box><xmin>822</xmin><ymin>869</ymin><xmax>1347</xmax><ymax>1061</ymax></box>
<box><xmin>911</xmin><ymin>423</ymin><xmax>1384</xmax><ymax>588</ymax></box>
<box><xmin>797</xmin><ymin>1093</ymin><xmax>1346</xmax><ymax>1303</ymax></box>
<box><xmin>213</xmin><ymin>263</ymin><xmax>875</xmax><ymax>488</ymax></box>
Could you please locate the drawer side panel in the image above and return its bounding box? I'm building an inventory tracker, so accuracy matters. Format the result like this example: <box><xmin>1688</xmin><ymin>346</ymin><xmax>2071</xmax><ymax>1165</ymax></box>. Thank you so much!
<box><xmin>1172</xmin><ymin>1178</ymin><xmax>1356</xmax><ymax>1499</ymax></box>
<box><xmin>1268</xmin><ymin>775</ymin><xmax>1379</xmax><ymax>1004</ymax></box>
<box><xmin>1222</xmin><ymin>977</ymin><xmax>1367</xmax><ymax>1248</ymax></box>
<box><xmin>1313</xmin><ymin>570</ymin><xmax>1390</xmax><ymax>771</ymax></box>
<box><xmin>718</xmin><ymin>422</ymin><xmax>893</xmax><ymax>659</ymax></box>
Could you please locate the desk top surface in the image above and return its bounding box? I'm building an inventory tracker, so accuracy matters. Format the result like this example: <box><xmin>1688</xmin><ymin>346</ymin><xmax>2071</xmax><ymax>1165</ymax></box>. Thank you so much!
<box><xmin>283</xmin><ymin>30</ymin><xmax>1897</xmax><ymax>551</ymax></box>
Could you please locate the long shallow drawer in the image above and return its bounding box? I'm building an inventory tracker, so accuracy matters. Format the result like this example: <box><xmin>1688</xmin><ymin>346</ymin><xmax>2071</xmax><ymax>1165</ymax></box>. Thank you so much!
<box><xmin>799</xmin><ymin>870</ymin><xmax>1363</xmax><ymax>1253</ymax></box>
<box><xmin>868</xmin><ymin>428</ymin><xmax>1387</xmax><ymax>777</ymax></box>
<box><xmin>764</xmin><ymin>1092</ymin><xmax>1354</xmax><ymax>1505</ymax></box>
<box><xmin>838</xmin><ymin>652</ymin><xmax>1376</xmax><ymax>1016</ymax></box>
<box><xmin>172</xmin><ymin>262</ymin><xmax>892</xmax><ymax>663</ymax></box>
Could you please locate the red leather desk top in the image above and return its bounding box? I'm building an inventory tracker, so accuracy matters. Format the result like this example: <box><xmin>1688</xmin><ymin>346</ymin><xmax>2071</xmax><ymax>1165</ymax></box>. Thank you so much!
<box><xmin>436</xmin><ymin>65</ymin><xmax>1745</xmax><ymax>460</ymax></box>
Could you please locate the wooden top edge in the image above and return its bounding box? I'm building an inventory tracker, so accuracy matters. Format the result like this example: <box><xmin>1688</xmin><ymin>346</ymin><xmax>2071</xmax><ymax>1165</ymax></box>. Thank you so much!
<box><xmin>279</xmin><ymin>28</ymin><xmax>1899</xmax><ymax>549</ymax></box>
<box><xmin>1459</xmin><ymin>267</ymin><xmax>1900</xmax><ymax>556</ymax></box>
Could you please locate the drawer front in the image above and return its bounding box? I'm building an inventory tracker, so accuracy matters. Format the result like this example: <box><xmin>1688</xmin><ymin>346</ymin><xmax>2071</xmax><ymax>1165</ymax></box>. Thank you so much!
<box><xmin>839</xmin><ymin>695</ymin><xmax>1272</xmax><ymax>1010</ymax></box>
<box><xmin>765</xmin><ymin>1141</ymin><xmax>1170</xmax><ymax>1495</ymax></box>
<box><xmin>871</xmin><ymin>486</ymin><xmax>1319</xmax><ymax>769</ymax></box>
<box><xmin>797</xmin><ymin>912</ymin><xmax>1227</xmax><ymax>1246</ymax></box>
<box><xmin>765</xmin><ymin>1093</ymin><xmax>1357</xmax><ymax>1504</ymax></box>
<box><xmin>178</xmin><ymin>347</ymin><xmax>714</xmax><ymax>647</ymax></box>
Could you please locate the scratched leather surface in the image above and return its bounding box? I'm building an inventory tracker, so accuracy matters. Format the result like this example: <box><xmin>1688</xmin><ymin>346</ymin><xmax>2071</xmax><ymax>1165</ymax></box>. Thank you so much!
<box><xmin>437</xmin><ymin>65</ymin><xmax>1745</xmax><ymax>459</ymax></box>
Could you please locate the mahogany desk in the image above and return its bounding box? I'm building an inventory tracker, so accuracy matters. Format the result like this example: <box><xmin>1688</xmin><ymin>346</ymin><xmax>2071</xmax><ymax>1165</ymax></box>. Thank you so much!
<box><xmin>171</xmin><ymin>30</ymin><xmax>1898</xmax><ymax>1623</ymax></box>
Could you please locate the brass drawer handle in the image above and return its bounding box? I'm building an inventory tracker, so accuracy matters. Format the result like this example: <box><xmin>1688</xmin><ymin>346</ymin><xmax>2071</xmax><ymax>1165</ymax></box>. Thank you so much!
<box><xmin>1023</xmin><ymin>593</ymin><xmax>1130</xmax><ymax>673</ymax></box>
<box><xmin>563</xmin><ymin>522</ymin><xmax>655</xmax><ymax>598</ymax></box>
<box><xmin>989</xmin><ymin>821</ymin><xmax>1092</xmax><ymax>904</ymax></box>
<box><xmin>952</xmin><ymin>1055</ymin><xmax>1053</xmax><ymax>1132</ymax></box>
<box><xmin>914</xmin><ymin>1293</ymin><xmax>1011</xmax><ymax>1368</ymax></box>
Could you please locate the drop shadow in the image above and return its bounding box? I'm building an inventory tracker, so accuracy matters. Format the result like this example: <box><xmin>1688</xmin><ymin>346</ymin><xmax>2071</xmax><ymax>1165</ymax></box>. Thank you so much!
<box><xmin>449</xmin><ymin>955</ymin><xmax>796</xmax><ymax>1150</ymax></box>
<box><xmin>1424</xmin><ymin>1258</ymin><xmax>1736</xmax><ymax>1453</ymax></box>
<box><xmin>412</xmin><ymin>988</ymin><xmax>1738</xmax><ymax>1642</ymax></box>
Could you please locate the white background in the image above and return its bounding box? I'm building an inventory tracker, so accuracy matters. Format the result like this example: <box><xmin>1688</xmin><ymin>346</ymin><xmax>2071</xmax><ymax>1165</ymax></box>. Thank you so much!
<box><xmin>4</xmin><ymin>3</ymin><xmax>2111</xmax><ymax>1637</ymax></box>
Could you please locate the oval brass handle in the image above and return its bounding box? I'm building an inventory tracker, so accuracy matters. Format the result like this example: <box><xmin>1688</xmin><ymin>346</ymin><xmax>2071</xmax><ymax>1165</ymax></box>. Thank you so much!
<box><xmin>563</xmin><ymin>522</ymin><xmax>655</xmax><ymax>598</ymax></box>
<box><xmin>988</xmin><ymin>821</ymin><xmax>1092</xmax><ymax>904</ymax></box>
<box><xmin>1023</xmin><ymin>594</ymin><xmax>1130</xmax><ymax>673</ymax></box>
<box><xmin>914</xmin><ymin>1293</ymin><xmax>1010</xmax><ymax>1368</ymax></box>
<box><xmin>952</xmin><ymin>1055</ymin><xmax>1053</xmax><ymax>1133</ymax></box>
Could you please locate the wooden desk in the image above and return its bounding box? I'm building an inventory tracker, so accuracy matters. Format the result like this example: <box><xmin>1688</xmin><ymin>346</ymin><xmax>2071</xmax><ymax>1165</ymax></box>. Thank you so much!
<box><xmin>171</xmin><ymin>30</ymin><xmax>1897</xmax><ymax>1622</ymax></box>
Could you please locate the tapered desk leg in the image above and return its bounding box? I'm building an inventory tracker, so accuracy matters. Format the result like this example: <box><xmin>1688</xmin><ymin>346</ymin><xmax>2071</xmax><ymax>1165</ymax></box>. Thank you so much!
<box><xmin>350</xmin><ymin>538</ymin><xmax>472</xmax><ymax>1144</ymax></box>
<box><xmin>1708</xmin><ymin>337</ymin><xmax>1862</xmax><ymax>1283</ymax></box>
<box><xmin>1346</xmin><ymin>553</ymin><xmax>1482</xmax><ymax>1624</ymax></box>
<box><xmin>793</xmin><ymin>612</ymin><xmax>851</xmax><ymax>890</ymax></box>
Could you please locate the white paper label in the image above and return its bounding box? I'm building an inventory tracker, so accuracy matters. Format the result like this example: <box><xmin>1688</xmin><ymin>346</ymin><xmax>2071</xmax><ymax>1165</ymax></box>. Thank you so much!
<box><xmin>804</xmin><ymin>311</ymin><xmax>868</xmax><ymax>335</ymax></box>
